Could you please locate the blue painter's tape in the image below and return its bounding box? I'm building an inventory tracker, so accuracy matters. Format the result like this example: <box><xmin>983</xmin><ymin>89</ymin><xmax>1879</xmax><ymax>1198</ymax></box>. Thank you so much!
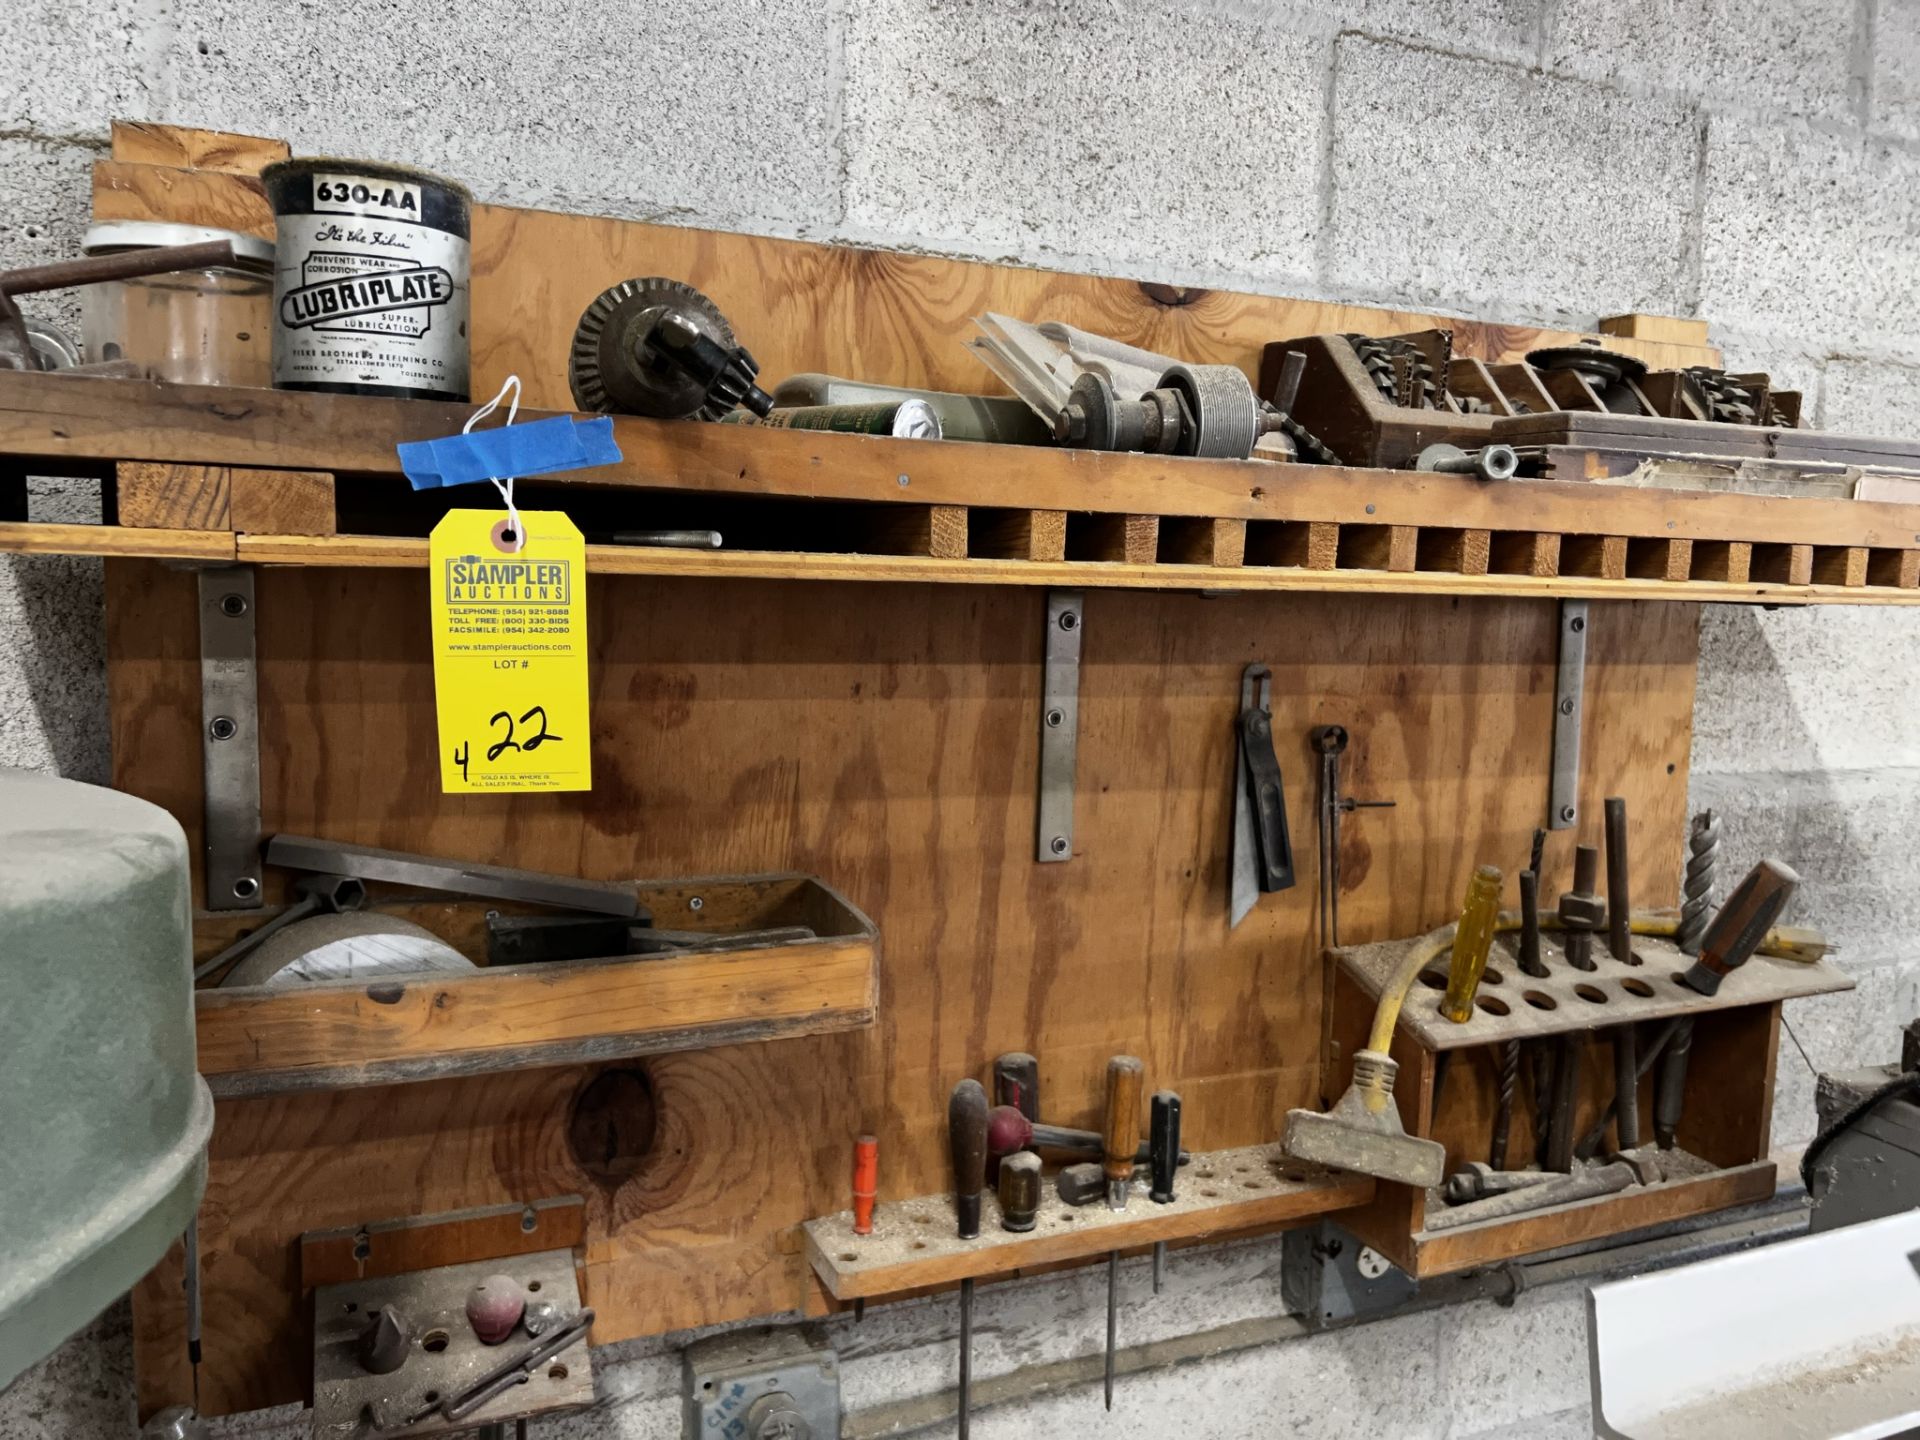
<box><xmin>399</xmin><ymin>415</ymin><xmax>621</xmax><ymax>490</ymax></box>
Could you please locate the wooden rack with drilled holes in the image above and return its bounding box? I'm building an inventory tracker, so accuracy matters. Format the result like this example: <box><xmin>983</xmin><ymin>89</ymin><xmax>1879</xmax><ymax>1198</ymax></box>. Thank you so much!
<box><xmin>33</xmin><ymin>122</ymin><xmax>1861</xmax><ymax>1421</ymax></box>
<box><xmin>804</xmin><ymin>1150</ymin><xmax>1370</xmax><ymax>1300</ymax></box>
<box><xmin>3</xmin><ymin>370</ymin><xmax>1920</xmax><ymax>603</ymax></box>
<box><xmin>1323</xmin><ymin>926</ymin><xmax>1851</xmax><ymax>1279</ymax></box>
<box><xmin>191</xmin><ymin>875</ymin><xmax>878</xmax><ymax>1098</ymax></box>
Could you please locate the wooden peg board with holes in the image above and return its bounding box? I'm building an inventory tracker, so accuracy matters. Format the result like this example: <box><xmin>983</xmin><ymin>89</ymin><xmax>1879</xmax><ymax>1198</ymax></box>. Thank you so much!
<box><xmin>86</xmin><ymin>123</ymin><xmax>1721</xmax><ymax>1420</ymax></box>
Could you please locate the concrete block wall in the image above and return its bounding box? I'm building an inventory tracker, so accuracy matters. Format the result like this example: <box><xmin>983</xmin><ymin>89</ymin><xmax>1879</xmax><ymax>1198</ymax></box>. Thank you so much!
<box><xmin>5</xmin><ymin>1</ymin><xmax>1920</xmax><ymax>1435</ymax></box>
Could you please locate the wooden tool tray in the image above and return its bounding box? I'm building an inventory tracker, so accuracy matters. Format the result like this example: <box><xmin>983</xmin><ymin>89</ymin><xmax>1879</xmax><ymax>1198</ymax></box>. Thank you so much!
<box><xmin>1322</xmin><ymin>926</ymin><xmax>1847</xmax><ymax>1278</ymax></box>
<box><xmin>192</xmin><ymin>873</ymin><xmax>878</xmax><ymax>1096</ymax></box>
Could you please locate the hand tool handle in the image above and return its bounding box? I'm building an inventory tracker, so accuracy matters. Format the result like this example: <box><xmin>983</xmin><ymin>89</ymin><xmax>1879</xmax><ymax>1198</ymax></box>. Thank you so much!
<box><xmin>1440</xmin><ymin>865</ymin><xmax>1504</xmax><ymax>1023</ymax></box>
<box><xmin>1102</xmin><ymin>1056</ymin><xmax>1144</xmax><ymax>1186</ymax></box>
<box><xmin>1654</xmin><ymin>1018</ymin><xmax>1694</xmax><ymax>1149</ymax></box>
<box><xmin>948</xmin><ymin>1080</ymin><xmax>989</xmax><ymax>1239</ymax></box>
<box><xmin>997</xmin><ymin>1151</ymin><xmax>1041</xmax><ymax>1232</ymax></box>
<box><xmin>993</xmin><ymin>1053</ymin><xmax>1040</xmax><ymax>1120</ymax></box>
<box><xmin>1605</xmin><ymin>796</ymin><xmax>1632</xmax><ymax>961</ymax></box>
<box><xmin>852</xmin><ymin>1135</ymin><xmax>878</xmax><ymax>1236</ymax></box>
<box><xmin>1684</xmin><ymin>858</ymin><xmax>1800</xmax><ymax>995</ymax></box>
<box><xmin>1149</xmin><ymin>1091</ymin><xmax>1181</xmax><ymax>1203</ymax></box>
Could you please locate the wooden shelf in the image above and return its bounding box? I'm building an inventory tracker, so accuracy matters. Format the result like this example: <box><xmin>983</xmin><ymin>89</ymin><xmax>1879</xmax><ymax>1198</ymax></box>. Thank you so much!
<box><xmin>195</xmin><ymin>874</ymin><xmax>878</xmax><ymax>1096</ymax></box>
<box><xmin>4</xmin><ymin>370</ymin><xmax>1920</xmax><ymax>604</ymax></box>
<box><xmin>804</xmin><ymin>1146</ymin><xmax>1372</xmax><ymax>1300</ymax></box>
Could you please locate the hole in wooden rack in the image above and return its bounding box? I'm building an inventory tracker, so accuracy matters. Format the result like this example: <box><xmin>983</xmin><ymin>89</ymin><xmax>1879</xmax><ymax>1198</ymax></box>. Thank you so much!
<box><xmin>912</xmin><ymin>1241</ymin><xmax>927</xmax><ymax>1250</ymax></box>
<box><xmin>1620</xmin><ymin>978</ymin><xmax>1655</xmax><ymax>997</ymax></box>
<box><xmin>1574</xmin><ymin>983</ymin><xmax>1608</xmax><ymax>1003</ymax></box>
<box><xmin>424</xmin><ymin>1391</ymin><xmax>440</xmax><ymax>1405</ymax></box>
<box><xmin>344</xmin><ymin>1302</ymin><xmax>358</xmax><ymax>1313</ymax></box>
<box><xmin>527</xmin><ymin>1281</ymin><xmax>542</xmax><ymax>1292</ymax></box>
<box><xmin>1196</xmin><ymin>1169</ymin><xmax>1216</xmax><ymax>1180</ymax></box>
<box><xmin>422</xmin><ymin>1330</ymin><xmax>449</xmax><ymax>1354</ymax></box>
<box><xmin>914</xmin><ymin>1214</ymin><xmax>932</xmax><ymax>1225</ymax></box>
<box><xmin>1418</xmin><ymin>968</ymin><xmax>1448</xmax><ymax>990</ymax></box>
<box><xmin>1200</xmin><ymin>1189</ymin><xmax>1219</xmax><ymax>1199</ymax></box>
<box><xmin>1477</xmin><ymin>995</ymin><xmax>1511</xmax><ymax>1016</ymax></box>
<box><xmin>548</xmin><ymin>1364</ymin><xmax>568</xmax><ymax>1381</ymax></box>
<box><xmin>1482</xmin><ymin>966</ymin><xmax>1506</xmax><ymax>986</ymax></box>
<box><xmin>1524</xmin><ymin>990</ymin><xmax>1557</xmax><ymax>1010</ymax></box>
<box><xmin>1281</xmin><ymin>1167</ymin><xmax>1308</xmax><ymax>1182</ymax></box>
<box><xmin>839</xmin><ymin>1252</ymin><xmax>857</xmax><ymax>1262</ymax></box>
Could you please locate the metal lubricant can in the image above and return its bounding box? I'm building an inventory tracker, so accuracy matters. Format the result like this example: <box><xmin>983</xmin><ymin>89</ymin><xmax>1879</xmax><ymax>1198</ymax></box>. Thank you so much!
<box><xmin>261</xmin><ymin>158</ymin><xmax>471</xmax><ymax>401</ymax></box>
<box><xmin>723</xmin><ymin>400</ymin><xmax>943</xmax><ymax>439</ymax></box>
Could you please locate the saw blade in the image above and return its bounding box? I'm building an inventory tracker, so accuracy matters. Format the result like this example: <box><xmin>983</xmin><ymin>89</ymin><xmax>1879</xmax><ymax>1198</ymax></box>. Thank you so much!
<box><xmin>568</xmin><ymin>276</ymin><xmax>737</xmax><ymax>417</ymax></box>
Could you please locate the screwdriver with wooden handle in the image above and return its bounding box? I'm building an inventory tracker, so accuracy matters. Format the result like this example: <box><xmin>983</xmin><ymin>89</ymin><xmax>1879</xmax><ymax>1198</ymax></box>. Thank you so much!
<box><xmin>948</xmin><ymin>1079</ymin><xmax>988</xmax><ymax>1440</ymax></box>
<box><xmin>1680</xmin><ymin>858</ymin><xmax>1801</xmax><ymax>996</ymax></box>
<box><xmin>1101</xmin><ymin>1055</ymin><xmax>1143</xmax><ymax>1412</ymax></box>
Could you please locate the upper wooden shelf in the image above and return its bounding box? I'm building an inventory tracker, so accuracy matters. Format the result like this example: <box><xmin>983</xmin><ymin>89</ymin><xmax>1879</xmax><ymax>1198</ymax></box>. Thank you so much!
<box><xmin>4</xmin><ymin>371</ymin><xmax>1918</xmax><ymax>604</ymax></box>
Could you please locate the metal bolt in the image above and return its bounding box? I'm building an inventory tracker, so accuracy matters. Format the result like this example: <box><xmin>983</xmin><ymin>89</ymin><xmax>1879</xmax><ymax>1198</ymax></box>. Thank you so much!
<box><xmin>1365</xmin><ymin>503</ymin><xmax>1377</xmax><ymax>515</ymax></box>
<box><xmin>209</xmin><ymin>715</ymin><xmax>237</xmax><ymax>741</ymax></box>
<box><xmin>897</xmin><ymin>474</ymin><xmax>910</xmax><ymax>487</ymax></box>
<box><xmin>1049</xmin><ymin>835</ymin><xmax>1070</xmax><ymax>856</ymax></box>
<box><xmin>218</xmin><ymin>592</ymin><xmax>248</xmax><ymax>617</ymax></box>
<box><xmin>1559</xmin><ymin>698</ymin><xmax>1575</xmax><ymax>716</ymax></box>
<box><xmin>1569</xmin><ymin>616</ymin><xmax>1586</xmax><ymax>633</ymax></box>
<box><xmin>1045</xmin><ymin>707</ymin><xmax>1065</xmax><ymax>728</ymax></box>
<box><xmin>1058</xmin><ymin>610</ymin><xmax>1079</xmax><ymax>632</ymax></box>
<box><xmin>688</xmin><ymin>896</ymin><xmax>704</xmax><ymax>912</ymax></box>
<box><xmin>520</xmin><ymin>1207</ymin><xmax>538</xmax><ymax>1233</ymax></box>
<box><xmin>232</xmin><ymin>876</ymin><xmax>259</xmax><ymax>900</ymax></box>
<box><xmin>1559</xmin><ymin>805</ymin><xmax>1577</xmax><ymax>823</ymax></box>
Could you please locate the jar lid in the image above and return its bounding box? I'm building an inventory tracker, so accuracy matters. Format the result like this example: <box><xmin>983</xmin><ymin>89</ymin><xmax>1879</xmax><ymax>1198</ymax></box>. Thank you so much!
<box><xmin>82</xmin><ymin>221</ymin><xmax>274</xmax><ymax>273</ymax></box>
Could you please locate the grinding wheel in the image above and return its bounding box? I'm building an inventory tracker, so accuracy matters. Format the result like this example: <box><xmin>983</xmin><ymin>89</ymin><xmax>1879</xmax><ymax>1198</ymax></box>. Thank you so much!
<box><xmin>219</xmin><ymin>912</ymin><xmax>476</xmax><ymax>989</ymax></box>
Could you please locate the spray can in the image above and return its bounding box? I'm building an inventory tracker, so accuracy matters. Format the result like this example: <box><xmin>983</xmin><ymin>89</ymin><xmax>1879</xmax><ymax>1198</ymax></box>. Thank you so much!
<box><xmin>722</xmin><ymin>400</ymin><xmax>942</xmax><ymax>439</ymax></box>
<box><xmin>261</xmin><ymin>157</ymin><xmax>472</xmax><ymax>401</ymax></box>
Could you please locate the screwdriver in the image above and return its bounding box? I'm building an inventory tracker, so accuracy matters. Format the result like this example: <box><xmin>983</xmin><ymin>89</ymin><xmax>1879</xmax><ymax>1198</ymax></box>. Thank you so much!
<box><xmin>1681</xmin><ymin>858</ymin><xmax>1802</xmax><ymax>996</ymax></box>
<box><xmin>1101</xmin><ymin>1056</ymin><xmax>1143</xmax><ymax>1412</ymax></box>
<box><xmin>948</xmin><ymin>1079</ymin><xmax>988</xmax><ymax>1440</ymax></box>
<box><xmin>1148</xmin><ymin>1091</ymin><xmax>1181</xmax><ymax>1295</ymax></box>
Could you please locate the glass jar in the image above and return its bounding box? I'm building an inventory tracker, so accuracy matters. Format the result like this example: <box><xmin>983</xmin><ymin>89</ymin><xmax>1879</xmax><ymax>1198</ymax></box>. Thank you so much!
<box><xmin>80</xmin><ymin>222</ymin><xmax>274</xmax><ymax>387</ymax></box>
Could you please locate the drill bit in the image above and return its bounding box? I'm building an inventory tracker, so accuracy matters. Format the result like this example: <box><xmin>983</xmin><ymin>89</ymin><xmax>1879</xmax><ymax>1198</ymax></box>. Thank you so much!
<box><xmin>948</xmin><ymin>1079</ymin><xmax>988</xmax><ymax>1439</ymax></box>
<box><xmin>1678</xmin><ymin>810</ymin><xmax>1719</xmax><ymax>956</ymax></box>
<box><xmin>1101</xmin><ymin>1056</ymin><xmax>1142</xmax><ymax>1412</ymax></box>
<box><xmin>1604</xmin><ymin>796</ymin><xmax>1632</xmax><ymax>963</ymax></box>
<box><xmin>959</xmin><ymin>1277</ymin><xmax>974</xmax><ymax>1438</ymax></box>
<box><xmin>1105</xmin><ymin>1250</ymin><xmax>1119</xmax><ymax>1411</ymax></box>
<box><xmin>1490</xmin><ymin>1038</ymin><xmax>1519</xmax><ymax>1169</ymax></box>
<box><xmin>1517</xmin><ymin>869</ymin><xmax>1547</xmax><ymax>979</ymax></box>
<box><xmin>1529</xmin><ymin>826</ymin><xmax>1546</xmax><ymax>883</ymax></box>
<box><xmin>1530</xmin><ymin>1041</ymin><xmax>1557</xmax><ymax>1166</ymax></box>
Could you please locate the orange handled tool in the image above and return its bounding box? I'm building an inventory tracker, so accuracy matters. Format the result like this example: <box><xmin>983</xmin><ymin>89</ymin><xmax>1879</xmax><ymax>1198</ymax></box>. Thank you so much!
<box><xmin>852</xmin><ymin>1134</ymin><xmax>878</xmax><ymax>1236</ymax></box>
<box><xmin>1102</xmin><ymin>1055</ymin><xmax>1144</xmax><ymax>1210</ymax></box>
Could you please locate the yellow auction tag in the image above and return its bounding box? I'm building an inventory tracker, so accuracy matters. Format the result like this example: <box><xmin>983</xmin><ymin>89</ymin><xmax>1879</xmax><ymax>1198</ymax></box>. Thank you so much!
<box><xmin>429</xmin><ymin>509</ymin><xmax>591</xmax><ymax>793</ymax></box>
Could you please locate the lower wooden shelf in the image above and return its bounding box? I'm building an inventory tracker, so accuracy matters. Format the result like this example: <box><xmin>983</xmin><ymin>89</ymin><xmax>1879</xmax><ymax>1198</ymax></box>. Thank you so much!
<box><xmin>804</xmin><ymin>1145</ymin><xmax>1373</xmax><ymax>1300</ymax></box>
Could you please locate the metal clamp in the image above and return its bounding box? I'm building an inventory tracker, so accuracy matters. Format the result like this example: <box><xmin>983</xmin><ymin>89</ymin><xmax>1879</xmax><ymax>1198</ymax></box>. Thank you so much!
<box><xmin>1548</xmin><ymin>599</ymin><xmax>1588</xmax><ymax>831</ymax></box>
<box><xmin>1036</xmin><ymin>590</ymin><xmax>1083</xmax><ymax>863</ymax></box>
<box><xmin>198</xmin><ymin>566</ymin><xmax>262</xmax><ymax>910</ymax></box>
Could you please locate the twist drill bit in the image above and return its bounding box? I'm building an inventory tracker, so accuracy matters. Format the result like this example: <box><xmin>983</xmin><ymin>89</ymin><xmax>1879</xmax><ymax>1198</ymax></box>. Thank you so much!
<box><xmin>1530</xmin><ymin>1042</ymin><xmax>1557</xmax><ymax>1165</ymax></box>
<box><xmin>1518</xmin><ymin>869</ymin><xmax>1547</xmax><ymax>979</ymax></box>
<box><xmin>1490</xmin><ymin>1038</ymin><xmax>1520</xmax><ymax>1169</ymax></box>
<box><xmin>1678</xmin><ymin>811</ymin><xmax>1719</xmax><ymax>956</ymax></box>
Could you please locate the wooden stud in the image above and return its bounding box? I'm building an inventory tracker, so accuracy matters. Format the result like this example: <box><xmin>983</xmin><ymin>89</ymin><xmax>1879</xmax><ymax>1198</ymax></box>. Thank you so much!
<box><xmin>1158</xmin><ymin>516</ymin><xmax>1246</xmax><ymax>567</ymax></box>
<box><xmin>228</xmin><ymin>468</ymin><xmax>335</xmax><ymax>537</ymax></box>
<box><xmin>968</xmin><ymin>508</ymin><xmax>1067</xmax><ymax>562</ymax></box>
<box><xmin>1868</xmin><ymin>549</ymin><xmax>1920</xmax><ymax>589</ymax></box>
<box><xmin>1415</xmin><ymin>528</ymin><xmax>1491</xmax><ymax>575</ymax></box>
<box><xmin>1067</xmin><ymin>513</ymin><xmax>1158</xmax><ymax>564</ymax></box>
<box><xmin>1561</xmin><ymin>535</ymin><xmax>1629</xmax><ymax>580</ymax></box>
<box><xmin>1689</xmin><ymin>540</ymin><xmax>1752</xmax><ymax>584</ymax></box>
<box><xmin>1627</xmin><ymin>537</ymin><xmax>1693</xmax><ymax>582</ymax></box>
<box><xmin>860</xmin><ymin>504</ymin><xmax>968</xmax><ymax>558</ymax></box>
<box><xmin>116</xmin><ymin>461</ymin><xmax>231</xmax><ymax>530</ymax></box>
<box><xmin>1751</xmin><ymin>543</ymin><xmax>1814</xmax><ymax>586</ymax></box>
<box><xmin>1304</xmin><ymin>521</ymin><xmax>1342</xmax><ymax>571</ymax></box>
<box><xmin>1596</xmin><ymin>314</ymin><xmax>1712</xmax><ymax>348</ymax></box>
<box><xmin>0</xmin><ymin>520</ymin><xmax>235</xmax><ymax>561</ymax></box>
<box><xmin>1488</xmin><ymin>531</ymin><xmax>1561</xmax><ymax>577</ymax></box>
<box><xmin>1810</xmin><ymin>545</ymin><xmax>1869</xmax><ymax>588</ymax></box>
<box><xmin>110</xmin><ymin>121</ymin><xmax>289</xmax><ymax>174</ymax></box>
<box><xmin>1338</xmin><ymin>524</ymin><xmax>1418</xmax><ymax>572</ymax></box>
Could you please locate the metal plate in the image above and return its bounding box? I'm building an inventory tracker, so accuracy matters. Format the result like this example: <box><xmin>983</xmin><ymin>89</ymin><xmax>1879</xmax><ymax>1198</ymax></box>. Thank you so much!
<box><xmin>683</xmin><ymin>1327</ymin><xmax>841</xmax><ymax>1440</ymax></box>
<box><xmin>1547</xmin><ymin>598</ymin><xmax>1586</xmax><ymax>832</ymax></box>
<box><xmin>1035</xmin><ymin>590</ymin><xmax>1083</xmax><ymax>863</ymax></box>
<box><xmin>311</xmin><ymin>1249</ymin><xmax>593</xmax><ymax>1436</ymax></box>
<box><xmin>197</xmin><ymin>566</ymin><xmax>262</xmax><ymax>910</ymax></box>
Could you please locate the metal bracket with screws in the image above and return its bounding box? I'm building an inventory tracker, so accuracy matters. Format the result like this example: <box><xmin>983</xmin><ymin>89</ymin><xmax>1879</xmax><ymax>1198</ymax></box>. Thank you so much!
<box><xmin>1548</xmin><ymin>599</ymin><xmax>1588</xmax><ymax>832</ymax></box>
<box><xmin>198</xmin><ymin>565</ymin><xmax>262</xmax><ymax>910</ymax></box>
<box><xmin>1036</xmin><ymin>590</ymin><xmax>1083</xmax><ymax>863</ymax></box>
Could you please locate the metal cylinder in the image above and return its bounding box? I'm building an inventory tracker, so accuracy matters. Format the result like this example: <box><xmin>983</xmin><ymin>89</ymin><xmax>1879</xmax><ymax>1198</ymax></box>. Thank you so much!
<box><xmin>997</xmin><ymin>1151</ymin><xmax>1041</xmax><ymax>1232</ymax></box>
<box><xmin>1604</xmin><ymin>797</ymin><xmax>1632</xmax><ymax>962</ymax></box>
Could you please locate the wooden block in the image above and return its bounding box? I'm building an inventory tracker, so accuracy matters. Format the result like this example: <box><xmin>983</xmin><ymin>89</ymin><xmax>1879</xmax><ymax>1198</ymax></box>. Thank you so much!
<box><xmin>1561</xmin><ymin>535</ymin><xmax>1629</xmax><ymax>580</ymax></box>
<box><xmin>1597</xmin><ymin>313</ymin><xmax>1712</xmax><ymax>348</ymax></box>
<box><xmin>1415</xmin><ymin>528</ymin><xmax>1491</xmax><ymax>575</ymax></box>
<box><xmin>1305</xmin><ymin>521</ymin><xmax>1341</xmax><ymax>571</ymax></box>
<box><xmin>1337</xmin><ymin>524</ymin><xmax>1418</xmax><ymax>572</ymax></box>
<box><xmin>863</xmin><ymin>504</ymin><xmax>968</xmax><ymax>558</ymax></box>
<box><xmin>300</xmin><ymin>1197</ymin><xmax>587</xmax><ymax>1289</ymax></box>
<box><xmin>92</xmin><ymin>159</ymin><xmax>274</xmax><ymax>240</ymax></box>
<box><xmin>1751</xmin><ymin>543</ymin><xmax>1813</xmax><ymax>586</ymax></box>
<box><xmin>1158</xmin><ymin>516</ymin><xmax>1246</xmax><ymax>567</ymax></box>
<box><xmin>1627</xmin><ymin>536</ymin><xmax>1693</xmax><ymax>582</ymax></box>
<box><xmin>1488</xmin><ymin>531</ymin><xmax>1560</xmax><ymax>577</ymax></box>
<box><xmin>1690</xmin><ymin>540</ymin><xmax>1751</xmax><ymax>584</ymax></box>
<box><xmin>228</xmin><ymin>468</ymin><xmax>335</xmax><ymax>537</ymax></box>
<box><xmin>1868</xmin><ymin>549</ymin><xmax>1920</xmax><ymax>589</ymax></box>
<box><xmin>1811</xmin><ymin>545</ymin><xmax>1869</xmax><ymax>587</ymax></box>
<box><xmin>1067</xmin><ymin>513</ymin><xmax>1158</xmax><ymax>564</ymax></box>
<box><xmin>115</xmin><ymin>462</ymin><xmax>231</xmax><ymax>530</ymax></box>
<box><xmin>969</xmin><ymin>508</ymin><xmax>1066</xmax><ymax>561</ymax></box>
<box><xmin>110</xmin><ymin>121</ymin><xmax>289</xmax><ymax>175</ymax></box>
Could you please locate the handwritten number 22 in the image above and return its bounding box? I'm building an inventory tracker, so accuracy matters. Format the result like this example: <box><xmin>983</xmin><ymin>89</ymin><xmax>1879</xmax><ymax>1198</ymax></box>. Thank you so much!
<box><xmin>452</xmin><ymin>706</ymin><xmax>562</xmax><ymax>780</ymax></box>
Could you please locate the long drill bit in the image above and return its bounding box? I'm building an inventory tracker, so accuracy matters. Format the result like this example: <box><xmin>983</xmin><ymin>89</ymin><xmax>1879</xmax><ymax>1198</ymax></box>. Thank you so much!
<box><xmin>1490</xmin><ymin>1038</ymin><xmax>1519</xmax><ymax>1169</ymax></box>
<box><xmin>1661</xmin><ymin>812</ymin><xmax>1719</xmax><ymax>1149</ymax></box>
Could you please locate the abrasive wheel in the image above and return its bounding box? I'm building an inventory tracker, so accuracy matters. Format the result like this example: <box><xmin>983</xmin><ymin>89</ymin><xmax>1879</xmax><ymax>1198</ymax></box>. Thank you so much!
<box><xmin>1159</xmin><ymin>363</ymin><xmax>1261</xmax><ymax>459</ymax></box>
<box><xmin>569</xmin><ymin>277</ymin><xmax>740</xmax><ymax>418</ymax></box>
